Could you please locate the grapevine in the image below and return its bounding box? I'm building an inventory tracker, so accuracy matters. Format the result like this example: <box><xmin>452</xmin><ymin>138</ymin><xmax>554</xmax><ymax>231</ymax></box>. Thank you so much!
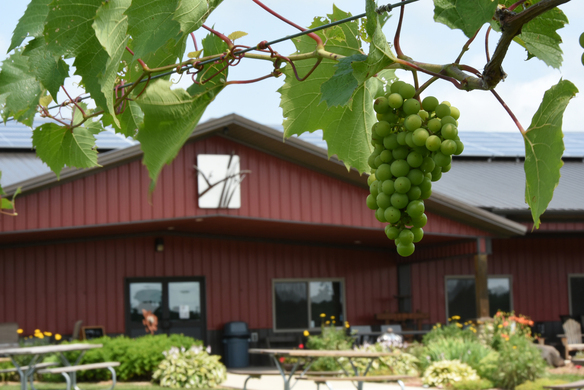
<box><xmin>366</xmin><ymin>81</ymin><xmax>464</xmax><ymax>257</ymax></box>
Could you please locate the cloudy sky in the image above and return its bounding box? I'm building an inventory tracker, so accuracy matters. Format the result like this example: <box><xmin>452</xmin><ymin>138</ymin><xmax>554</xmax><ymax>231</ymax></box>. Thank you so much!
<box><xmin>1</xmin><ymin>1</ymin><xmax>583</xmax><ymax>136</ymax></box>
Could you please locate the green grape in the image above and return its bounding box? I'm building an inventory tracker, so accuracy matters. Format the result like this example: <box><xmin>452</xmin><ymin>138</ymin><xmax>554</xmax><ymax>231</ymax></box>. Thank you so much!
<box><xmin>368</xmin><ymin>154</ymin><xmax>378</xmax><ymax>169</ymax></box>
<box><xmin>427</xmin><ymin>118</ymin><xmax>441</xmax><ymax>133</ymax></box>
<box><xmin>396</xmin><ymin>132</ymin><xmax>407</xmax><ymax>145</ymax></box>
<box><xmin>441</xmin><ymin>116</ymin><xmax>457</xmax><ymax>126</ymax></box>
<box><xmin>376</xmin><ymin>163</ymin><xmax>392</xmax><ymax>181</ymax></box>
<box><xmin>374</xmin><ymin>155</ymin><xmax>383</xmax><ymax>168</ymax></box>
<box><xmin>425</xmin><ymin>135</ymin><xmax>442</xmax><ymax>151</ymax></box>
<box><xmin>413</xmin><ymin>146</ymin><xmax>430</xmax><ymax>156</ymax></box>
<box><xmin>420</xmin><ymin>189</ymin><xmax>432</xmax><ymax>200</ymax></box>
<box><xmin>435</xmin><ymin>104</ymin><xmax>451</xmax><ymax>118</ymax></box>
<box><xmin>422</xmin><ymin>96</ymin><xmax>439</xmax><ymax>112</ymax></box>
<box><xmin>392</xmin><ymin>146</ymin><xmax>410</xmax><ymax>160</ymax></box>
<box><xmin>366</xmin><ymin>194</ymin><xmax>378</xmax><ymax>210</ymax></box>
<box><xmin>385</xmin><ymin>225</ymin><xmax>400</xmax><ymax>240</ymax></box>
<box><xmin>390</xmin><ymin>192</ymin><xmax>409</xmax><ymax>209</ymax></box>
<box><xmin>376</xmin><ymin>121</ymin><xmax>392</xmax><ymax>137</ymax></box>
<box><xmin>384</xmin><ymin>207</ymin><xmax>401</xmax><ymax>224</ymax></box>
<box><xmin>407</xmin><ymin>200</ymin><xmax>425</xmax><ymax>218</ymax></box>
<box><xmin>411</xmin><ymin>213</ymin><xmax>427</xmax><ymax>228</ymax></box>
<box><xmin>450</xmin><ymin>106</ymin><xmax>460</xmax><ymax>120</ymax></box>
<box><xmin>454</xmin><ymin>140</ymin><xmax>465</xmax><ymax>155</ymax></box>
<box><xmin>374</xmin><ymin>97</ymin><xmax>390</xmax><ymax>113</ymax></box>
<box><xmin>440</xmin><ymin>139</ymin><xmax>457</xmax><ymax>155</ymax></box>
<box><xmin>412</xmin><ymin>128</ymin><xmax>429</xmax><ymax>146</ymax></box>
<box><xmin>381</xmin><ymin>179</ymin><xmax>395</xmax><ymax>195</ymax></box>
<box><xmin>367</xmin><ymin>173</ymin><xmax>376</xmax><ymax>186</ymax></box>
<box><xmin>380</xmin><ymin>150</ymin><xmax>393</xmax><ymax>163</ymax></box>
<box><xmin>411</xmin><ymin>227</ymin><xmax>424</xmax><ymax>243</ymax></box>
<box><xmin>433</xmin><ymin>151</ymin><xmax>452</xmax><ymax>167</ymax></box>
<box><xmin>390</xmin><ymin>80</ymin><xmax>406</xmax><ymax>94</ymax></box>
<box><xmin>376</xmin><ymin>192</ymin><xmax>392</xmax><ymax>209</ymax></box>
<box><xmin>419</xmin><ymin>110</ymin><xmax>429</xmax><ymax>121</ymax></box>
<box><xmin>403</xmin><ymin>99</ymin><xmax>421</xmax><ymax>115</ymax></box>
<box><xmin>419</xmin><ymin>176</ymin><xmax>432</xmax><ymax>192</ymax></box>
<box><xmin>431</xmin><ymin>166</ymin><xmax>442</xmax><ymax>182</ymax></box>
<box><xmin>394</xmin><ymin>177</ymin><xmax>412</xmax><ymax>194</ymax></box>
<box><xmin>383</xmin><ymin>134</ymin><xmax>399</xmax><ymax>150</ymax></box>
<box><xmin>406</xmin><ymin>151</ymin><xmax>423</xmax><ymax>168</ymax></box>
<box><xmin>374</xmin><ymin>144</ymin><xmax>384</xmax><ymax>154</ymax></box>
<box><xmin>399</xmin><ymin>83</ymin><xmax>416</xmax><ymax>99</ymax></box>
<box><xmin>441</xmin><ymin>123</ymin><xmax>458</xmax><ymax>140</ymax></box>
<box><xmin>580</xmin><ymin>32</ymin><xmax>584</xmax><ymax>49</ymax></box>
<box><xmin>407</xmin><ymin>186</ymin><xmax>421</xmax><ymax>200</ymax></box>
<box><xmin>441</xmin><ymin>100</ymin><xmax>451</xmax><ymax>107</ymax></box>
<box><xmin>380</xmin><ymin>111</ymin><xmax>399</xmax><ymax>124</ymax></box>
<box><xmin>398</xmin><ymin>229</ymin><xmax>414</xmax><ymax>244</ymax></box>
<box><xmin>419</xmin><ymin>156</ymin><xmax>436</xmax><ymax>174</ymax></box>
<box><xmin>407</xmin><ymin>169</ymin><xmax>424</xmax><ymax>186</ymax></box>
<box><xmin>582</xmin><ymin>52</ymin><xmax>584</xmax><ymax>67</ymax></box>
<box><xmin>375</xmin><ymin>208</ymin><xmax>387</xmax><ymax>222</ymax></box>
<box><xmin>370</xmin><ymin>180</ymin><xmax>380</xmax><ymax>197</ymax></box>
<box><xmin>388</xmin><ymin>93</ymin><xmax>404</xmax><ymax>109</ymax></box>
<box><xmin>404</xmin><ymin>114</ymin><xmax>422</xmax><ymax>131</ymax></box>
<box><xmin>442</xmin><ymin>163</ymin><xmax>452</xmax><ymax>173</ymax></box>
<box><xmin>397</xmin><ymin>242</ymin><xmax>415</xmax><ymax>257</ymax></box>
<box><xmin>405</xmin><ymin>132</ymin><xmax>416</xmax><ymax>148</ymax></box>
<box><xmin>390</xmin><ymin>160</ymin><xmax>410</xmax><ymax>177</ymax></box>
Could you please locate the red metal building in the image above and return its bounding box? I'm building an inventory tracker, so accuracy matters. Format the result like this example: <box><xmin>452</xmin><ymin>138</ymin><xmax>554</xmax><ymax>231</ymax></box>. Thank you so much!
<box><xmin>0</xmin><ymin>115</ymin><xmax>581</xmax><ymax>356</ymax></box>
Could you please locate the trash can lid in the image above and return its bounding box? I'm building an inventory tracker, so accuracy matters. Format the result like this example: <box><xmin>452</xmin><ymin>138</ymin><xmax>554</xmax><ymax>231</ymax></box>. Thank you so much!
<box><xmin>224</xmin><ymin>321</ymin><xmax>250</xmax><ymax>337</ymax></box>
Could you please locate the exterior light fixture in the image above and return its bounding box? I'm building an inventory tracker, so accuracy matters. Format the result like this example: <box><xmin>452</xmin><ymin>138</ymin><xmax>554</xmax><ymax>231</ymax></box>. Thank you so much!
<box><xmin>155</xmin><ymin>238</ymin><xmax>164</xmax><ymax>252</ymax></box>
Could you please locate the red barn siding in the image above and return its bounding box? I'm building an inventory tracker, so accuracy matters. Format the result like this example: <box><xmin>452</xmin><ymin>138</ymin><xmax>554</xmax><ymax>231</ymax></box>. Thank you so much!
<box><xmin>410</xmin><ymin>237</ymin><xmax>582</xmax><ymax>324</ymax></box>
<box><xmin>0</xmin><ymin>136</ymin><xmax>490</xmax><ymax>238</ymax></box>
<box><xmin>0</xmin><ymin>236</ymin><xmax>398</xmax><ymax>336</ymax></box>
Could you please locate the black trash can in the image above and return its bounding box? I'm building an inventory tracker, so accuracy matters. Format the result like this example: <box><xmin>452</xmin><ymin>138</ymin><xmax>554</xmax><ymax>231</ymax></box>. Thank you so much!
<box><xmin>223</xmin><ymin>321</ymin><xmax>250</xmax><ymax>368</ymax></box>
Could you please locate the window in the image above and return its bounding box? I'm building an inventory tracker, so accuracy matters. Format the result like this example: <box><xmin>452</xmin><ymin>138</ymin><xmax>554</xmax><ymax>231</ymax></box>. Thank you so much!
<box><xmin>445</xmin><ymin>276</ymin><xmax>512</xmax><ymax>322</ymax></box>
<box><xmin>569</xmin><ymin>275</ymin><xmax>584</xmax><ymax>318</ymax></box>
<box><xmin>273</xmin><ymin>279</ymin><xmax>345</xmax><ymax>331</ymax></box>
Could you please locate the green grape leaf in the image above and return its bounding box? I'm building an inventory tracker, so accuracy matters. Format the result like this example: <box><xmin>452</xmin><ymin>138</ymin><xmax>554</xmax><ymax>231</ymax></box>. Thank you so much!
<box><xmin>227</xmin><ymin>31</ymin><xmax>248</xmax><ymax>42</ymax></box>
<box><xmin>93</xmin><ymin>0</ymin><xmax>132</xmax><ymax>126</ymax></box>
<box><xmin>8</xmin><ymin>0</ymin><xmax>52</xmax><ymax>52</ymax></box>
<box><xmin>73</xmin><ymin>42</ymin><xmax>110</xmax><ymax>111</ymax></box>
<box><xmin>103</xmin><ymin>99</ymin><xmax>144</xmax><ymax>138</ymax></box>
<box><xmin>32</xmin><ymin>123</ymin><xmax>101</xmax><ymax>178</ymax></box>
<box><xmin>279</xmin><ymin>7</ymin><xmax>383</xmax><ymax>173</ymax></box>
<box><xmin>22</xmin><ymin>38</ymin><xmax>69</xmax><ymax>102</ymax></box>
<box><xmin>523</xmin><ymin>79</ymin><xmax>578</xmax><ymax>229</ymax></box>
<box><xmin>174</xmin><ymin>0</ymin><xmax>222</xmax><ymax>35</ymax></box>
<box><xmin>320</xmin><ymin>54</ymin><xmax>367</xmax><ymax>107</ymax></box>
<box><xmin>44</xmin><ymin>0</ymin><xmax>102</xmax><ymax>57</ymax></box>
<box><xmin>125</xmin><ymin>0</ymin><xmax>182</xmax><ymax>60</ymax></box>
<box><xmin>137</xmin><ymin>33</ymin><xmax>227</xmax><ymax>189</ymax></box>
<box><xmin>0</xmin><ymin>50</ymin><xmax>44</xmax><ymax>126</ymax></box>
<box><xmin>39</xmin><ymin>95</ymin><xmax>53</xmax><ymax>108</ymax></box>
<box><xmin>351</xmin><ymin>0</ymin><xmax>395</xmax><ymax>84</ymax></box>
<box><xmin>1</xmin><ymin>198</ymin><xmax>14</xmax><ymax>210</ymax></box>
<box><xmin>433</xmin><ymin>0</ymin><xmax>498</xmax><ymax>38</ymax></box>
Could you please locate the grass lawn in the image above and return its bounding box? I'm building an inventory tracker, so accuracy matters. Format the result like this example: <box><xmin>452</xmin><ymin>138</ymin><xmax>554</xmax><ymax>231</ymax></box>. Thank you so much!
<box><xmin>0</xmin><ymin>383</ymin><xmax>230</xmax><ymax>390</ymax></box>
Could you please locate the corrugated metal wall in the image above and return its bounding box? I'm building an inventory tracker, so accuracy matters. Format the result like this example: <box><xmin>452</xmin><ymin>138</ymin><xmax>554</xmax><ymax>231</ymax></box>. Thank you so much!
<box><xmin>0</xmin><ymin>235</ymin><xmax>398</xmax><ymax>336</ymax></box>
<box><xmin>410</xmin><ymin>236</ymin><xmax>583</xmax><ymax>324</ymax></box>
<box><xmin>0</xmin><ymin>135</ymin><xmax>489</xmax><ymax>238</ymax></box>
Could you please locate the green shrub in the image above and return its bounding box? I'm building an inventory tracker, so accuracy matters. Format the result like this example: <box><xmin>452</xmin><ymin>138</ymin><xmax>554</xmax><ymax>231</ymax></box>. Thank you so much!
<box><xmin>414</xmin><ymin>336</ymin><xmax>493</xmax><ymax>373</ymax></box>
<box><xmin>350</xmin><ymin>344</ymin><xmax>419</xmax><ymax>377</ymax></box>
<box><xmin>515</xmin><ymin>378</ymin><xmax>569</xmax><ymax>390</ymax></box>
<box><xmin>422</xmin><ymin>321</ymin><xmax>477</xmax><ymax>345</ymax></box>
<box><xmin>422</xmin><ymin>360</ymin><xmax>479</xmax><ymax>387</ymax></box>
<box><xmin>306</xmin><ymin>322</ymin><xmax>353</xmax><ymax>372</ymax></box>
<box><xmin>475</xmin><ymin>350</ymin><xmax>499</xmax><ymax>382</ymax></box>
<box><xmin>152</xmin><ymin>346</ymin><xmax>226</xmax><ymax>388</ymax></box>
<box><xmin>449</xmin><ymin>378</ymin><xmax>494</xmax><ymax>390</ymax></box>
<box><xmin>490</xmin><ymin>334</ymin><xmax>546</xmax><ymax>389</ymax></box>
<box><xmin>41</xmin><ymin>334</ymin><xmax>203</xmax><ymax>382</ymax></box>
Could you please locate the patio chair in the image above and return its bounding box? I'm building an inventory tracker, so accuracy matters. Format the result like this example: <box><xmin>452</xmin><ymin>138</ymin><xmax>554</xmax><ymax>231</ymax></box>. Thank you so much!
<box><xmin>350</xmin><ymin>325</ymin><xmax>373</xmax><ymax>345</ymax></box>
<box><xmin>561</xmin><ymin>319</ymin><xmax>584</xmax><ymax>359</ymax></box>
<box><xmin>381</xmin><ymin>324</ymin><xmax>403</xmax><ymax>334</ymax></box>
<box><xmin>0</xmin><ymin>322</ymin><xmax>19</xmax><ymax>347</ymax></box>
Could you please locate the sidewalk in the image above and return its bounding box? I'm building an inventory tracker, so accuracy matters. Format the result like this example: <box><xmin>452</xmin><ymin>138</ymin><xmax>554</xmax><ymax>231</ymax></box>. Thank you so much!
<box><xmin>222</xmin><ymin>370</ymin><xmax>427</xmax><ymax>390</ymax></box>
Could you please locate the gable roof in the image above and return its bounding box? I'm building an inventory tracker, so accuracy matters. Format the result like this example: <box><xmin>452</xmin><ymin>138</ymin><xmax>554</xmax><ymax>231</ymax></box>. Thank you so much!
<box><xmin>1</xmin><ymin>114</ymin><xmax>526</xmax><ymax>237</ymax></box>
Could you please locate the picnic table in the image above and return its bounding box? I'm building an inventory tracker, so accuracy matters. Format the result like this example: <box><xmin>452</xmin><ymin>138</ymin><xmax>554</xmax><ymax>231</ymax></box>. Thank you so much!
<box><xmin>248</xmin><ymin>348</ymin><xmax>410</xmax><ymax>390</ymax></box>
<box><xmin>0</xmin><ymin>343</ymin><xmax>102</xmax><ymax>390</ymax></box>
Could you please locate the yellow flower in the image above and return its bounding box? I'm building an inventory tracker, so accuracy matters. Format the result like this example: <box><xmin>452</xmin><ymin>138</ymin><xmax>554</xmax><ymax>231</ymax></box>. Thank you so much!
<box><xmin>36</xmin><ymin>334</ymin><xmax>44</xmax><ymax>339</ymax></box>
<box><xmin>320</xmin><ymin>313</ymin><xmax>326</xmax><ymax>318</ymax></box>
<box><xmin>330</xmin><ymin>316</ymin><xmax>335</xmax><ymax>320</ymax></box>
<box><xmin>44</xmin><ymin>332</ymin><xmax>52</xmax><ymax>336</ymax></box>
<box><xmin>34</xmin><ymin>329</ymin><xmax>40</xmax><ymax>333</ymax></box>
<box><xmin>326</xmin><ymin>321</ymin><xmax>330</xmax><ymax>325</ymax></box>
<box><xmin>55</xmin><ymin>334</ymin><xmax>62</xmax><ymax>341</ymax></box>
<box><xmin>513</xmin><ymin>346</ymin><xmax>517</xmax><ymax>349</ymax></box>
<box><xmin>452</xmin><ymin>316</ymin><xmax>460</xmax><ymax>320</ymax></box>
<box><xmin>344</xmin><ymin>321</ymin><xmax>350</xmax><ymax>328</ymax></box>
<box><xmin>16</xmin><ymin>329</ymin><xmax>23</xmax><ymax>334</ymax></box>
<box><xmin>332</xmin><ymin>320</ymin><xmax>336</xmax><ymax>324</ymax></box>
<box><xmin>456</xmin><ymin>323</ymin><xmax>462</xmax><ymax>328</ymax></box>
<box><xmin>303</xmin><ymin>330</ymin><xmax>310</xmax><ymax>337</ymax></box>
<box><xmin>498</xmin><ymin>324</ymin><xmax>503</xmax><ymax>328</ymax></box>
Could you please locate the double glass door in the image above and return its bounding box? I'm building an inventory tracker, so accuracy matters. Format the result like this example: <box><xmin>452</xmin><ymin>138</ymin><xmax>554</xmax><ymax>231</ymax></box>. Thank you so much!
<box><xmin>125</xmin><ymin>277</ymin><xmax>206</xmax><ymax>343</ymax></box>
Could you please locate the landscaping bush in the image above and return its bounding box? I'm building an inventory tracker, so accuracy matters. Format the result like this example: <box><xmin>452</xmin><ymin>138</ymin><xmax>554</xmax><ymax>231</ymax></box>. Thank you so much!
<box><xmin>152</xmin><ymin>346</ymin><xmax>226</xmax><ymax>388</ymax></box>
<box><xmin>490</xmin><ymin>334</ymin><xmax>547</xmax><ymax>389</ymax></box>
<box><xmin>41</xmin><ymin>334</ymin><xmax>203</xmax><ymax>382</ymax></box>
<box><xmin>306</xmin><ymin>317</ymin><xmax>353</xmax><ymax>372</ymax></box>
<box><xmin>350</xmin><ymin>343</ymin><xmax>419</xmax><ymax>377</ymax></box>
<box><xmin>415</xmin><ymin>336</ymin><xmax>493</xmax><ymax>373</ymax></box>
<box><xmin>422</xmin><ymin>320</ymin><xmax>477</xmax><ymax>345</ymax></box>
<box><xmin>422</xmin><ymin>360</ymin><xmax>479</xmax><ymax>387</ymax></box>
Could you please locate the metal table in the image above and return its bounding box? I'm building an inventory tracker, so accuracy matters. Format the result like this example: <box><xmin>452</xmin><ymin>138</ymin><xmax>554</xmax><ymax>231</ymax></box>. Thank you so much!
<box><xmin>0</xmin><ymin>343</ymin><xmax>102</xmax><ymax>390</ymax></box>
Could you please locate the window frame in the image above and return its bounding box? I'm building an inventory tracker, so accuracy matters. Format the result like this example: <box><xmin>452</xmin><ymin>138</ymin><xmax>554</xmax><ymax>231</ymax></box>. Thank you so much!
<box><xmin>272</xmin><ymin>278</ymin><xmax>346</xmax><ymax>332</ymax></box>
<box><xmin>444</xmin><ymin>274</ymin><xmax>513</xmax><ymax>322</ymax></box>
<box><xmin>568</xmin><ymin>274</ymin><xmax>584</xmax><ymax>317</ymax></box>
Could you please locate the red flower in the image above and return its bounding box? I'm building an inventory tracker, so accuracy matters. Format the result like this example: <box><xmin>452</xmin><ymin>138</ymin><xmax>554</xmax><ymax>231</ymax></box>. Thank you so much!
<box><xmin>279</xmin><ymin>357</ymin><xmax>285</xmax><ymax>363</ymax></box>
<box><xmin>298</xmin><ymin>344</ymin><xmax>304</xmax><ymax>349</ymax></box>
<box><xmin>576</xmin><ymin>365</ymin><xmax>582</xmax><ymax>369</ymax></box>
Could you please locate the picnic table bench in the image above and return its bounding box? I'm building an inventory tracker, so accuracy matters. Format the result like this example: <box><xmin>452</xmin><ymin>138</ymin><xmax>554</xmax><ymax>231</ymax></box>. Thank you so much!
<box><xmin>38</xmin><ymin>362</ymin><xmax>120</xmax><ymax>390</ymax></box>
<box><xmin>297</xmin><ymin>374</ymin><xmax>410</xmax><ymax>390</ymax></box>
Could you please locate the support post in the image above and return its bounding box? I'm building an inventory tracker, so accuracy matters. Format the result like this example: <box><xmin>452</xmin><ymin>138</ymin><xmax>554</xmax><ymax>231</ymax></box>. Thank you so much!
<box><xmin>474</xmin><ymin>237</ymin><xmax>491</xmax><ymax>319</ymax></box>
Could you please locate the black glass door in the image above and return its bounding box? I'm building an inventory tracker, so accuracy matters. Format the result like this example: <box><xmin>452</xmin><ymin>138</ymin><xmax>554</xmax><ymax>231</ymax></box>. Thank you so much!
<box><xmin>125</xmin><ymin>277</ymin><xmax>206</xmax><ymax>343</ymax></box>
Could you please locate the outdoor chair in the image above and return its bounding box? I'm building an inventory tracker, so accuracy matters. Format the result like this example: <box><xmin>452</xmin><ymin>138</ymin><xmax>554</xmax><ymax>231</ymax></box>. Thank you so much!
<box><xmin>561</xmin><ymin>319</ymin><xmax>584</xmax><ymax>359</ymax></box>
<box><xmin>381</xmin><ymin>324</ymin><xmax>403</xmax><ymax>334</ymax></box>
<box><xmin>350</xmin><ymin>325</ymin><xmax>373</xmax><ymax>345</ymax></box>
<box><xmin>0</xmin><ymin>322</ymin><xmax>19</xmax><ymax>347</ymax></box>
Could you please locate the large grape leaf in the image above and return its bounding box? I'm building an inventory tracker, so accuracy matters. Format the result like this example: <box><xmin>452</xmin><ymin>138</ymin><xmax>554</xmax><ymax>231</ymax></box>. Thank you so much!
<box><xmin>125</xmin><ymin>0</ymin><xmax>183</xmax><ymax>60</ymax></box>
<box><xmin>523</xmin><ymin>79</ymin><xmax>577</xmax><ymax>229</ymax></box>
<box><xmin>22</xmin><ymin>38</ymin><xmax>69</xmax><ymax>102</ymax></box>
<box><xmin>32</xmin><ymin>123</ymin><xmax>101</xmax><ymax>178</ymax></box>
<box><xmin>0</xmin><ymin>50</ymin><xmax>44</xmax><ymax>126</ymax></box>
<box><xmin>433</xmin><ymin>0</ymin><xmax>498</xmax><ymax>38</ymax></box>
<box><xmin>320</xmin><ymin>54</ymin><xmax>367</xmax><ymax>107</ymax></box>
<box><xmin>136</xmin><ymin>33</ymin><xmax>228</xmax><ymax>188</ymax></box>
<box><xmin>8</xmin><ymin>0</ymin><xmax>52</xmax><ymax>52</ymax></box>
<box><xmin>174</xmin><ymin>0</ymin><xmax>223</xmax><ymax>35</ymax></box>
<box><xmin>93</xmin><ymin>0</ymin><xmax>132</xmax><ymax>126</ymax></box>
<box><xmin>351</xmin><ymin>0</ymin><xmax>395</xmax><ymax>85</ymax></box>
<box><xmin>280</xmin><ymin>7</ymin><xmax>385</xmax><ymax>173</ymax></box>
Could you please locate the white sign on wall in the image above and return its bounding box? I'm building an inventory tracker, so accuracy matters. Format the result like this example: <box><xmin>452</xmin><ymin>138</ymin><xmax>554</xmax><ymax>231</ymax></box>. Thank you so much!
<box><xmin>196</xmin><ymin>154</ymin><xmax>246</xmax><ymax>209</ymax></box>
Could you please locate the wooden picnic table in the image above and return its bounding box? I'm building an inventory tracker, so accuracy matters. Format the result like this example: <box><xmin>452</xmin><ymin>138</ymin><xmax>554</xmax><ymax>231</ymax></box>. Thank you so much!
<box><xmin>0</xmin><ymin>343</ymin><xmax>102</xmax><ymax>390</ymax></box>
<box><xmin>248</xmin><ymin>348</ymin><xmax>408</xmax><ymax>390</ymax></box>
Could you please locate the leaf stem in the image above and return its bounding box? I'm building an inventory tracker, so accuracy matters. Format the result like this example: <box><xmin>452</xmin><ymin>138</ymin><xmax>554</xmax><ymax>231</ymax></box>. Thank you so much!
<box><xmin>455</xmin><ymin>27</ymin><xmax>481</xmax><ymax>64</ymax></box>
<box><xmin>394</xmin><ymin>2</ymin><xmax>406</xmax><ymax>58</ymax></box>
<box><xmin>490</xmin><ymin>89</ymin><xmax>525</xmax><ymax>135</ymax></box>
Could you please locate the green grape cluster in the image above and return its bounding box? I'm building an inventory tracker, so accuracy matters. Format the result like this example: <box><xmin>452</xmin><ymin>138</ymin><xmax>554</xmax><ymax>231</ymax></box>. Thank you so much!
<box><xmin>366</xmin><ymin>81</ymin><xmax>464</xmax><ymax>257</ymax></box>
